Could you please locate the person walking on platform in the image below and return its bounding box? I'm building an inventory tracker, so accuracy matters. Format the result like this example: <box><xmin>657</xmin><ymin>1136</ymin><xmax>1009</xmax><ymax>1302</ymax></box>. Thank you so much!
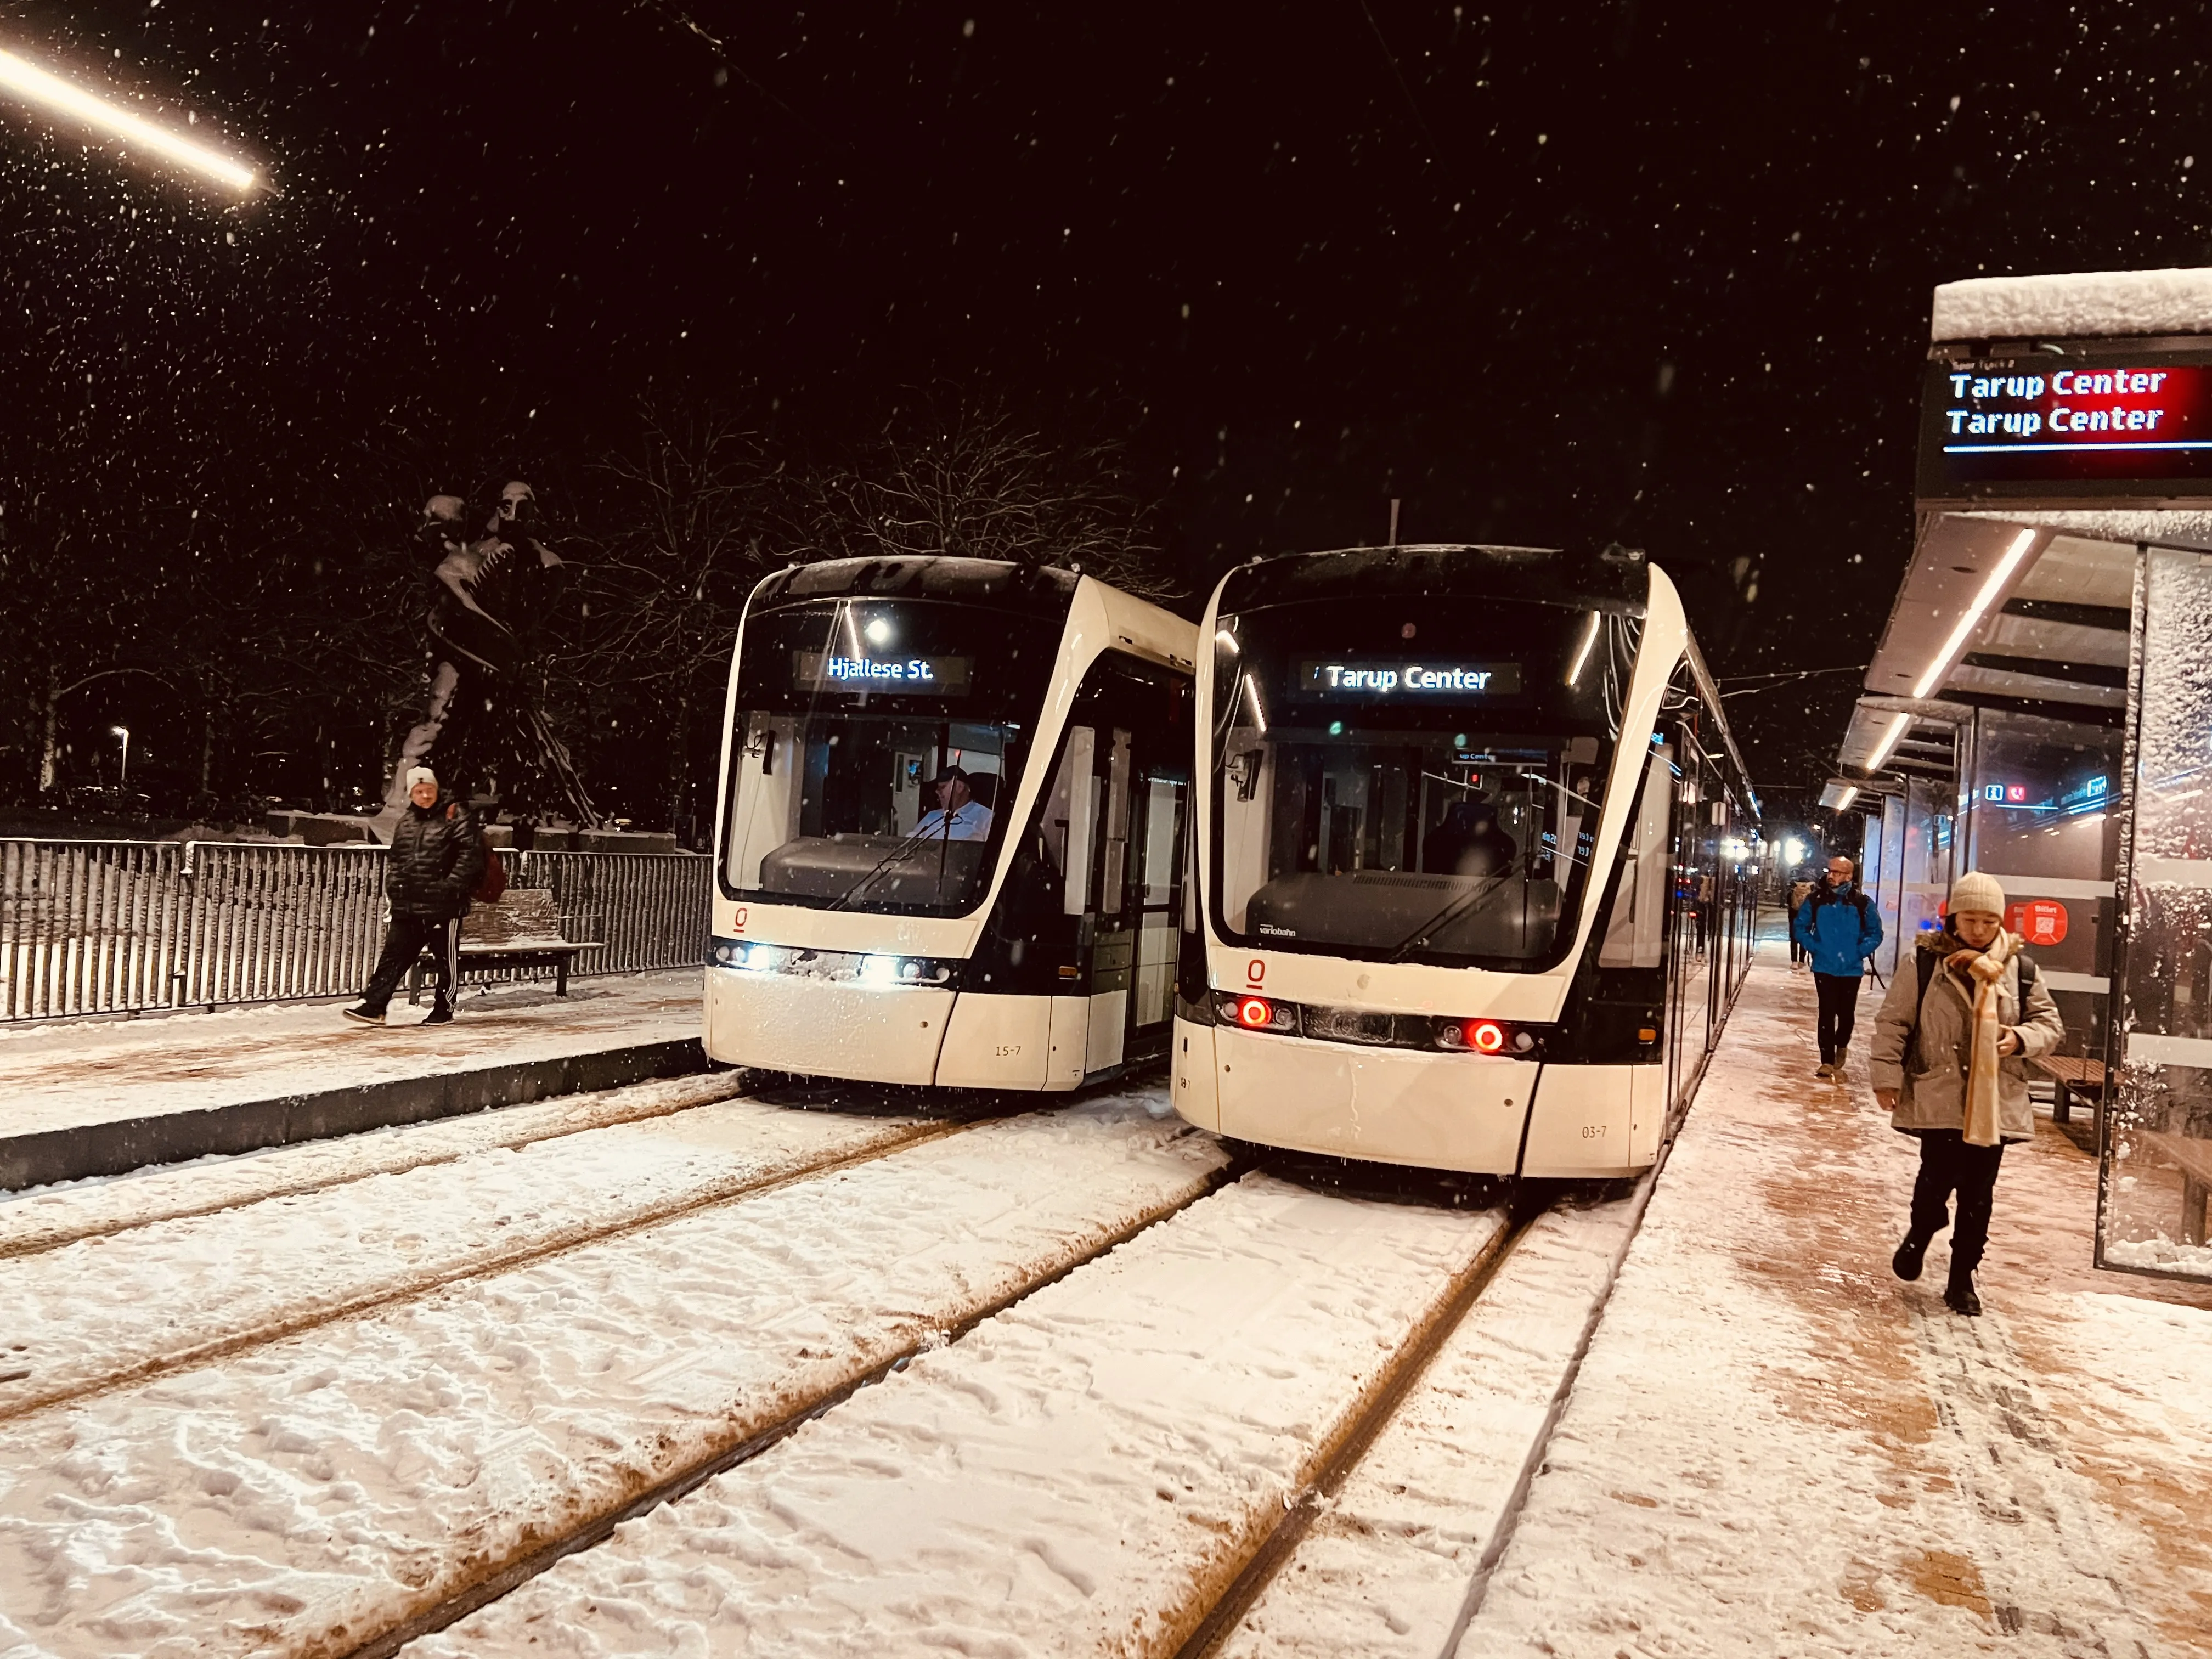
<box><xmin>1868</xmin><ymin>871</ymin><xmax>2062</xmax><ymax>1316</ymax></box>
<box><xmin>1787</xmin><ymin>872</ymin><xmax>1816</xmax><ymax>968</ymax></box>
<box><xmin>345</xmin><ymin>765</ymin><xmax>487</xmax><ymax>1028</ymax></box>
<box><xmin>1793</xmin><ymin>855</ymin><xmax>1882</xmax><ymax>1079</ymax></box>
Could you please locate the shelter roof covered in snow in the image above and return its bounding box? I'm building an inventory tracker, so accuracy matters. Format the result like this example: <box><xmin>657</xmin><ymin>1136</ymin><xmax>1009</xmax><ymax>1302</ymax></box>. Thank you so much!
<box><xmin>1931</xmin><ymin>266</ymin><xmax>2212</xmax><ymax>343</ymax></box>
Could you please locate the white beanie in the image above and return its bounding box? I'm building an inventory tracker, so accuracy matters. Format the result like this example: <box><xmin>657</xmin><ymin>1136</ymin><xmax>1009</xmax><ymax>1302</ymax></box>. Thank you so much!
<box><xmin>1949</xmin><ymin>870</ymin><xmax>2006</xmax><ymax>919</ymax></box>
<box><xmin>404</xmin><ymin>765</ymin><xmax>438</xmax><ymax>792</ymax></box>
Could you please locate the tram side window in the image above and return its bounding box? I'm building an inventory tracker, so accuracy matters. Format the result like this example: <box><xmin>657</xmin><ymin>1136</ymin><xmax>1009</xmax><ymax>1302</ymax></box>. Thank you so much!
<box><xmin>1599</xmin><ymin>738</ymin><xmax>1673</xmax><ymax>971</ymax></box>
<box><xmin>1018</xmin><ymin>654</ymin><xmax>1187</xmax><ymax>927</ymax></box>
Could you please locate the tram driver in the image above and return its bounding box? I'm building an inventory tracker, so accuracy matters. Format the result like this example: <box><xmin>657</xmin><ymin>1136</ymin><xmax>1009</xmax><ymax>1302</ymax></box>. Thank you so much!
<box><xmin>913</xmin><ymin>764</ymin><xmax>995</xmax><ymax>841</ymax></box>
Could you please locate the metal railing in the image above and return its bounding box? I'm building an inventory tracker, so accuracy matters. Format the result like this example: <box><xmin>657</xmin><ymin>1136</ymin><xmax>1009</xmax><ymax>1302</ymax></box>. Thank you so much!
<box><xmin>0</xmin><ymin>839</ymin><xmax>711</xmax><ymax>1022</ymax></box>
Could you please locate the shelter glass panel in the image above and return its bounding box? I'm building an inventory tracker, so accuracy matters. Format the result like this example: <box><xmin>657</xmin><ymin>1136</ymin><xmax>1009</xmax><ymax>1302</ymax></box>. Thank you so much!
<box><xmin>2104</xmin><ymin>546</ymin><xmax>2212</xmax><ymax>1282</ymax></box>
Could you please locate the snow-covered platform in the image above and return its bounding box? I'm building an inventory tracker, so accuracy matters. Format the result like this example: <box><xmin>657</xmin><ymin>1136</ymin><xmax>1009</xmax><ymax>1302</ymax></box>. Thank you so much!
<box><xmin>0</xmin><ymin>969</ymin><xmax>705</xmax><ymax>1189</ymax></box>
<box><xmin>1459</xmin><ymin>955</ymin><xmax>2212</xmax><ymax>1657</ymax></box>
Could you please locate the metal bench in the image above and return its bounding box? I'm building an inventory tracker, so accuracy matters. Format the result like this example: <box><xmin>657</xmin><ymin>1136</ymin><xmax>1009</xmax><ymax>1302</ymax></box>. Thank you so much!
<box><xmin>2141</xmin><ymin>1130</ymin><xmax>2212</xmax><ymax>1246</ymax></box>
<box><xmin>407</xmin><ymin>888</ymin><xmax>602</xmax><ymax>1003</ymax></box>
<box><xmin>2028</xmin><ymin>1054</ymin><xmax>2104</xmax><ymax>1126</ymax></box>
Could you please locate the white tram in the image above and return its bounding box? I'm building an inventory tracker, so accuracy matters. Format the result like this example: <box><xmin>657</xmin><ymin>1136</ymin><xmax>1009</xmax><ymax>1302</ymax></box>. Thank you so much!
<box><xmin>1172</xmin><ymin>544</ymin><xmax>1758</xmax><ymax>1177</ymax></box>
<box><xmin>708</xmin><ymin>556</ymin><xmax>1198</xmax><ymax>1090</ymax></box>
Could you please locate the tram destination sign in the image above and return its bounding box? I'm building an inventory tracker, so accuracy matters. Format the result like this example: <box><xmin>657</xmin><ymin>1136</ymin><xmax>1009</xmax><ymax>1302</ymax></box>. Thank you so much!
<box><xmin>794</xmin><ymin>651</ymin><xmax>973</xmax><ymax>693</ymax></box>
<box><xmin>1918</xmin><ymin>354</ymin><xmax>2212</xmax><ymax>498</ymax></box>
<box><xmin>1300</xmin><ymin>660</ymin><xmax>1523</xmax><ymax>696</ymax></box>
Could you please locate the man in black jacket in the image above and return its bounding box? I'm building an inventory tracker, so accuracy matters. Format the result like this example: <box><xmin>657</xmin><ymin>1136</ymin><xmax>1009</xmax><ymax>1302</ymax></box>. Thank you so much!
<box><xmin>346</xmin><ymin>765</ymin><xmax>487</xmax><ymax>1026</ymax></box>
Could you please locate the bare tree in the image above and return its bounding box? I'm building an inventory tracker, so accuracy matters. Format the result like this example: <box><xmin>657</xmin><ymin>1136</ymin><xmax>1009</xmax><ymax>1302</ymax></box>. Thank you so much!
<box><xmin>785</xmin><ymin>394</ymin><xmax>1175</xmax><ymax>600</ymax></box>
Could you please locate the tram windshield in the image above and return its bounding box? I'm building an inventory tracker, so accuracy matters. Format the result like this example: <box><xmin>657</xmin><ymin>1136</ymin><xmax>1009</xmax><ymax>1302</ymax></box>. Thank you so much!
<box><xmin>722</xmin><ymin>597</ymin><xmax>1058</xmax><ymax>916</ymax></box>
<box><xmin>1210</xmin><ymin>596</ymin><xmax>1635</xmax><ymax>970</ymax></box>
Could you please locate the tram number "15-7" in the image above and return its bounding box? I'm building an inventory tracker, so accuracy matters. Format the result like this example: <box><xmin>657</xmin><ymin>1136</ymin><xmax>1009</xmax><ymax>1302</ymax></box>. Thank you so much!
<box><xmin>1580</xmin><ymin>1124</ymin><xmax>1609</xmax><ymax>1139</ymax></box>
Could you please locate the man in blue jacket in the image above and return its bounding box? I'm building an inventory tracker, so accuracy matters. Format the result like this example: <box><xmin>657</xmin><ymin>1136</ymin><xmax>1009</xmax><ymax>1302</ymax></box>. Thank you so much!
<box><xmin>1792</xmin><ymin>854</ymin><xmax>1884</xmax><ymax>1080</ymax></box>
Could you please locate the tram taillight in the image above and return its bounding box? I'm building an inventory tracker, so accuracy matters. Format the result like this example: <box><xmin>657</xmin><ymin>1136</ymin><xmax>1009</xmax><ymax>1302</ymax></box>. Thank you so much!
<box><xmin>1217</xmin><ymin>992</ymin><xmax>1297</xmax><ymax>1033</ymax></box>
<box><xmin>1435</xmin><ymin>1016</ymin><xmax>1538</xmax><ymax>1054</ymax></box>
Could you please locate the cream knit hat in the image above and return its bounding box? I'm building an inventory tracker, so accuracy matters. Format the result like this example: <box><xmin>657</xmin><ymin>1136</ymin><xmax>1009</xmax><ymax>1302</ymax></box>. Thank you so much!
<box><xmin>1949</xmin><ymin>870</ymin><xmax>2006</xmax><ymax>919</ymax></box>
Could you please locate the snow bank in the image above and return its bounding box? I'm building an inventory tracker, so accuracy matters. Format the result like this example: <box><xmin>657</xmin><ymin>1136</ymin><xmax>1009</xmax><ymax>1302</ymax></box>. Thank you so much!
<box><xmin>0</xmin><ymin>1096</ymin><xmax>926</xmax><ymax>1417</ymax></box>
<box><xmin>0</xmin><ymin>969</ymin><xmax>702</xmax><ymax>1141</ymax></box>
<box><xmin>0</xmin><ymin>1070</ymin><xmax>749</xmax><ymax>1260</ymax></box>
<box><xmin>1217</xmin><ymin>1195</ymin><xmax>1647</xmax><ymax>1658</ymax></box>
<box><xmin>415</xmin><ymin>1175</ymin><xmax>1504</xmax><ymax>1658</ymax></box>
<box><xmin>0</xmin><ymin>1094</ymin><xmax>1224</xmax><ymax>1659</ymax></box>
<box><xmin>1932</xmin><ymin>267</ymin><xmax>2212</xmax><ymax>343</ymax></box>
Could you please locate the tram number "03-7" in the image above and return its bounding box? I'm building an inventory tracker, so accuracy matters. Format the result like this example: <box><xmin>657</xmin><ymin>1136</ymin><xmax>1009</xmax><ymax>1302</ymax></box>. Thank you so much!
<box><xmin>1580</xmin><ymin>1124</ymin><xmax>1609</xmax><ymax>1139</ymax></box>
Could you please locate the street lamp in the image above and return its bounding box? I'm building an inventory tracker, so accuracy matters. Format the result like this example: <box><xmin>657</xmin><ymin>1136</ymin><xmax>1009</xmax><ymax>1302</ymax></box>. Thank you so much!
<box><xmin>111</xmin><ymin>725</ymin><xmax>130</xmax><ymax>788</ymax></box>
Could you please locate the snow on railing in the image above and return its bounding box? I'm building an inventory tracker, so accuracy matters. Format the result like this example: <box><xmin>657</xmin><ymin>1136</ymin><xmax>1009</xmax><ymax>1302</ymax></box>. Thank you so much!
<box><xmin>0</xmin><ymin>839</ymin><xmax>710</xmax><ymax>1022</ymax></box>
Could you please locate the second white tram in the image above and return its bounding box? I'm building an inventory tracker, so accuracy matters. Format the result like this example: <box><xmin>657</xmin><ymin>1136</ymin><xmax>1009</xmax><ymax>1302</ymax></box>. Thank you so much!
<box><xmin>1172</xmin><ymin>544</ymin><xmax>1758</xmax><ymax>1178</ymax></box>
<box><xmin>708</xmin><ymin>556</ymin><xmax>1199</xmax><ymax>1090</ymax></box>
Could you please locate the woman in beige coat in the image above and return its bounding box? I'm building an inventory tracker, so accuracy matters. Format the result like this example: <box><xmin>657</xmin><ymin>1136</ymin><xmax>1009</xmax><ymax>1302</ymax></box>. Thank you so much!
<box><xmin>1868</xmin><ymin>871</ymin><xmax>2063</xmax><ymax>1315</ymax></box>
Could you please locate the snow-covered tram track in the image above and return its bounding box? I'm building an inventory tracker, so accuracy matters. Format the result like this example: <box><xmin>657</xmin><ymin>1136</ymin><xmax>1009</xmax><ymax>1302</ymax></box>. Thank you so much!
<box><xmin>0</xmin><ymin>1101</ymin><xmax>968</xmax><ymax>1423</ymax></box>
<box><xmin>0</xmin><ymin>1097</ymin><xmax>1228</xmax><ymax>1659</ymax></box>
<box><xmin>407</xmin><ymin>1172</ymin><xmax>1542</xmax><ymax>1659</ymax></box>
<box><xmin>0</xmin><ymin>1071</ymin><xmax>761</xmax><ymax>1265</ymax></box>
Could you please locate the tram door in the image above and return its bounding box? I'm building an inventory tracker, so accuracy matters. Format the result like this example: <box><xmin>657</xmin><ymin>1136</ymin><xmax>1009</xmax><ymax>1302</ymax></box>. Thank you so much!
<box><xmin>1056</xmin><ymin>656</ymin><xmax>1192</xmax><ymax>1075</ymax></box>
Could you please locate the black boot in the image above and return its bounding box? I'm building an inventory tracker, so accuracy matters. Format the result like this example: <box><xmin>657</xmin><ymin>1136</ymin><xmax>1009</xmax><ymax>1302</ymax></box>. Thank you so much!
<box><xmin>1943</xmin><ymin>1266</ymin><xmax>1982</xmax><ymax>1317</ymax></box>
<box><xmin>423</xmin><ymin>995</ymin><xmax>455</xmax><ymax>1026</ymax></box>
<box><xmin>1892</xmin><ymin>1232</ymin><xmax>1932</xmax><ymax>1282</ymax></box>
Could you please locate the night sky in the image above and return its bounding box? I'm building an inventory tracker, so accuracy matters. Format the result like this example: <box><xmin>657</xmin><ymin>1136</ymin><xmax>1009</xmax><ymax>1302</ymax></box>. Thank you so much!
<box><xmin>4</xmin><ymin>0</ymin><xmax>2209</xmax><ymax>810</ymax></box>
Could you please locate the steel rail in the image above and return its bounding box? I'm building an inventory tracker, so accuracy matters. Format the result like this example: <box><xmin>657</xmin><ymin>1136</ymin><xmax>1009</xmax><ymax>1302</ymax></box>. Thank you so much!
<box><xmin>331</xmin><ymin>1147</ymin><xmax>1259</xmax><ymax>1659</ymax></box>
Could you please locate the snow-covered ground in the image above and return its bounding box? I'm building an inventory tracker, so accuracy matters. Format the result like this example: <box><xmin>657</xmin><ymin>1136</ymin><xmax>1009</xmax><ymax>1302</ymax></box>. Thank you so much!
<box><xmin>0</xmin><ymin>1090</ymin><xmax>1223</xmax><ymax>1659</ymax></box>
<box><xmin>1217</xmin><ymin>1190</ymin><xmax>1650</xmax><ymax>1658</ymax></box>
<box><xmin>0</xmin><ymin>969</ymin><xmax>702</xmax><ymax>1143</ymax></box>
<box><xmin>1455</xmin><ymin>960</ymin><xmax>2212</xmax><ymax>1658</ymax></box>
<box><xmin>0</xmin><ymin>1070</ymin><xmax>751</xmax><ymax>1260</ymax></box>
<box><xmin>0</xmin><ymin>1092</ymin><xmax>935</xmax><ymax>1418</ymax></box>
<box><xmin>413</xmin><ymin>1175</ymin><xmax>1505</xmax><ymax>1658</ymax></box>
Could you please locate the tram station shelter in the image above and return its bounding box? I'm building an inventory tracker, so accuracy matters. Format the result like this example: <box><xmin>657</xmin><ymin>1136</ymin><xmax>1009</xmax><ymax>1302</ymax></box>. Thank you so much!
<box><xmin>1825</xmin><ymin>266</ymin><xmax>2212</xmax><ymax>1286</ymax></box>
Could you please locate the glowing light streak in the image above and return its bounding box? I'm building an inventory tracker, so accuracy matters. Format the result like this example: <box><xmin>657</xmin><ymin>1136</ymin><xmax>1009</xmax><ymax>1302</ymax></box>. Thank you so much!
<box><xmin>1863</xmin><ymin>712</ymin><xmax>1912</xmax><ymax>774</ymax></box>
<box><xmin>1564</xmin><ymin>610</ymin><xmax>1601</xmax><ymax>687</ymax></box>
<box><xmin>0</xmin><ymin>48</ymin><xmax>256</xmax><ymax>190</ymax></box>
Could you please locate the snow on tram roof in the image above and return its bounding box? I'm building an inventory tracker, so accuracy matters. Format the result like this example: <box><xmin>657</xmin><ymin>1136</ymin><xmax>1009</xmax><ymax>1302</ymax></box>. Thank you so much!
<box><xmin>1932</xmin><ymin>266</ymin><xmax>2212</xmax><ymax>345</ymax></box>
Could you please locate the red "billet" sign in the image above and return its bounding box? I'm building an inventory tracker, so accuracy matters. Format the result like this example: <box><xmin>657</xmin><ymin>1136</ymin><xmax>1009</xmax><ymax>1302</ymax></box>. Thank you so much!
<box><xmin>2006</xmin><ymin>899</ymin><xmax>2068</xmax><ymax>947</ymax></box>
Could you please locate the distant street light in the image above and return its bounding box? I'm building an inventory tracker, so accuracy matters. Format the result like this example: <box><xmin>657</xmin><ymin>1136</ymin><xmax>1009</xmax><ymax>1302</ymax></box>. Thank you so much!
<box><xmin>111</xmin><ymin>725</ymin><xmax>130</xmax><ymax>788</ymax></box>
<box><xmin>0</xmin><ymin>48</ymin><xmax>256</xmax><ymax>190</ymax></box>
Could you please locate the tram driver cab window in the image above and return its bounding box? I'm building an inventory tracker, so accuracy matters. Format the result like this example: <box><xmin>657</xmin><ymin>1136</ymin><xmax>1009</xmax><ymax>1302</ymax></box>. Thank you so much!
<box><xmin>720</xmin><ymin>596</ymin><xmax>1048</xmax><ymax>917</ymax></box>
<box><xmin>1210</xmin><ymin>600</ymin><xmax>1629</xmax><ymax>970</ymax></box>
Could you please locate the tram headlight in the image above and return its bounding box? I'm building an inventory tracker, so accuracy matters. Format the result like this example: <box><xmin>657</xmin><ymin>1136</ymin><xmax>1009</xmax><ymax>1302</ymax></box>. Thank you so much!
<box><xmin>860</xmin><ymin>954</ymin><xmax>900</xmax><ymax>983</ymax></box>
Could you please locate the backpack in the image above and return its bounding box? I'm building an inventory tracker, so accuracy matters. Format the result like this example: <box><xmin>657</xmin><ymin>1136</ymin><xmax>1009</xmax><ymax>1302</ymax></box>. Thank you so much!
<box><xmin>1905</xmin><ymin>943</ymin><xmax>2036</xmax><ymax>1073</ymax></box>
<box><xmin>448</xmin><ymin>802</ymin><xmax>508</xmax><ymax>905</ymax></box>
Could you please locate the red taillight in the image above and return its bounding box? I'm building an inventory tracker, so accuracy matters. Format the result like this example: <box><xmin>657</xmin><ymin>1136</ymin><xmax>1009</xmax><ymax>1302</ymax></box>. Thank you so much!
<box><xmin>1468</xmin><ymin>1019</ymin><xmax>1506</xmax><ymax>1054</ymax></box>
<box><xmin>1237</xmin><ymin>996</ymin><xmax>1276</xmax><ymax>1029</ymax></box>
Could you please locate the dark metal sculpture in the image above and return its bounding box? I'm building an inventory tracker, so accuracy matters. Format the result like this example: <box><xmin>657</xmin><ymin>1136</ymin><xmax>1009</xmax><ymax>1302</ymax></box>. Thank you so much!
<box><xmin>382</xmin><ymin>483</ymin><xmax>600</xmax><ymax>830</ymax></box>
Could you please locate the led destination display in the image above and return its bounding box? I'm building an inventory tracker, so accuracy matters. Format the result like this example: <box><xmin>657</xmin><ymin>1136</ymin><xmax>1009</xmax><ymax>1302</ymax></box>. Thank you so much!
<box><xmin>793</xmin><ymin>652</ymin><xmax>974</xmax><ymax>693</ymax></box>
<box><xmin>1300</xmin><ymin>660</ymin><xmax>1523</xmax><ymax>696</ymax></box>
<box><xmin>1918</xmin><ymin>357</ymin><xmax>2212</xmax><ymax>495</ymax></box>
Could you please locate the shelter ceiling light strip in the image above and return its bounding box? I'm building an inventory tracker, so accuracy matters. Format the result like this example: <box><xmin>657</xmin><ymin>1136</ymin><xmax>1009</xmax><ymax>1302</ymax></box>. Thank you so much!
<box><xmin>1862</xmin><ymin>712</ymin><xmax>1912</xmax><ymax>774</ymax></box>
<box><xmin>1834</xmin><ymin>787</ymin><xmax>1859</xmax><ymax>810</ymax></box>
<box><xmin>1911</xmin><ymin>528</ymin><xmax>2038</xmax><ymax>699</ymax></box>
<box><xmin>0</xmin><ymin>48</ymin><xmax>255</xmax><ymax>190</ymax></box>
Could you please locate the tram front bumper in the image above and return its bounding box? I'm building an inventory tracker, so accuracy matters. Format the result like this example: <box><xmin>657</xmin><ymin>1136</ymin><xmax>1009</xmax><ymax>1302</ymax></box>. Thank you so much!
<box><xmin>705</xmin><ymin>964</ymin><xmax>953</xmax><ymax>1086</ymax></box>
<box><xmin>1210</xmin><ymin>1025</ymin><xmax>1532</xmax><ymax>1174</ymax></box>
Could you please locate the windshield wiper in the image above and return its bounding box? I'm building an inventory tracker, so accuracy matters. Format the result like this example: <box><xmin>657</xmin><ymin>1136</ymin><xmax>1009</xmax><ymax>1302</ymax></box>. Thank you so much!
<box><xmin>1383</xmin><ymin>868</ymin><xmax>1514</xmax><ymax>962</ymax></box>
<box><xmin>825</xmin><ymin>819</ymin><xmax>956</xmax><ymax>912</ymax></box>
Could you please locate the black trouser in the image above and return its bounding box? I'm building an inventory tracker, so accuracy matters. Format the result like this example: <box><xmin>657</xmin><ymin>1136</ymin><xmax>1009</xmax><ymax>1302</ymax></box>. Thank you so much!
<box><xmin>359</xmin><ymin>913</ymin><xmax>460</xmax><ymax>1014</ymax></box>
<box><xmin>1909</xmin><ymin>1130</ymin><xmax>2007</xmax><ymax>1275</ymax></box>
<box><xmin>1813</xmin><ymin>972</ymin><xmax>1861</xmax><ymax>1063</ymax></box>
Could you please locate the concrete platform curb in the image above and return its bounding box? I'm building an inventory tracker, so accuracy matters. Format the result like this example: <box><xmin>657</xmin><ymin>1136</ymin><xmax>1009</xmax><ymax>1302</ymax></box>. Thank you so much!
<box><xmin>0</xmin><ymin>1036</ymin><xmax>708</xmax><ymax>1191</ymax></box>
